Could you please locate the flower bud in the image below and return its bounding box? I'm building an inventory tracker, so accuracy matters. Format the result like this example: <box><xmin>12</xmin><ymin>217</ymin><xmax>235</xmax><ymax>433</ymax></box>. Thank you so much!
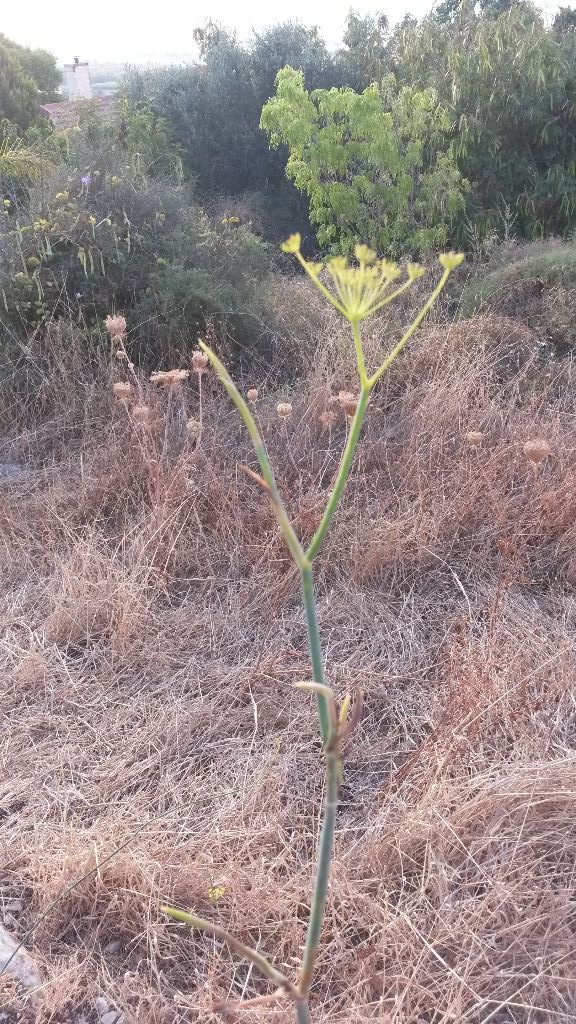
<box><xmin>276</xmin><ymin>402</ymin><xmax>293</xmax><ymax>419</ymax></box>
<box><xmin>247</xmin><ymin>388</ymin><xmax>259</xmax><ymax>403</ymax></box>
<box><xmin>280</xmin><ymin>233</ymin><xmax>301</xmax><ymax>254</ymax></box>
<box><xmin>439</xmin><ymin>252</ymin><xmax>465</xmax><ymax>271</ymax></box>
<box><xmin>354</xmin><ymin>244</ymin><xmax>376</xmax><ymax>265</ymax></box>
<box><xmin>407</xmin><ymin>262</ymin><xmax>425</xmax><ymax>280</ymax></box>
<box><xmin>304</xmin><ymin>261</ymin><xmax>324</xmax><ymax>277</ymax></box>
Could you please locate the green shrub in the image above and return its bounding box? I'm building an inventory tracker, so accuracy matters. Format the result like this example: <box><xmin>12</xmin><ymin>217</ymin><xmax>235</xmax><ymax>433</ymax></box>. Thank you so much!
<box><xmin>122</xmin><ymin>23</ymin><xmax>349</xmax><ymax>244</ymax></box>
<box><xmin>0</xmin><ymin>117</ymin><xmax>277</xmax><ymax>364</ymax></box>
<box><xmin>261</xmin><ymin>68</ymin><xmax>467</xmax><ymax>256</ymax></box>
<box><xmin>458</xmin><ymin>238</ymin><xmax>576</xmax><ymax>352</ymax></box>
<box><xmin>388</xmin><ymin>4</ymin><xmax>576</xmax><ymax>242</ymax></box>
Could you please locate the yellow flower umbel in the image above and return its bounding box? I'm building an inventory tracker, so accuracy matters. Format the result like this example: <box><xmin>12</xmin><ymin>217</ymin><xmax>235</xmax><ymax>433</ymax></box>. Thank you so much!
<box><xmin>281</xmin><ymin>233</ymin><xmax>464</xmax><ymax>391</ymax></box>
<box><xmin>281</xmin><ymin>234</ymin><xmax>432</xmax><ymax>324</ymax></box>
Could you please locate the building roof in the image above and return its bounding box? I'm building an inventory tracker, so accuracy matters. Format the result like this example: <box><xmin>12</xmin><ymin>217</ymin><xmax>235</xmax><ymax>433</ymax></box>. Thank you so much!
<box><xmin>40</xmin><ymin>96</ymin><xmax>114</xmax><ymax>130</ymax></box>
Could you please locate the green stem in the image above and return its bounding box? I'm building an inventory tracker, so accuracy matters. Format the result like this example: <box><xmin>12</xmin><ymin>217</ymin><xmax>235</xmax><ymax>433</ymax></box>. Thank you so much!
<box><xmin>199</xmin><ymin>341</ymin><xmax>306</xmax><ymax>568</ymax></box>
<box><xmin>161</xmin><ymin>905</ymin><xmax>299</xmax><ymax>998</ymax></box>
<box><xmin>295</xmin><ymin>250</ymin><xmax>347</xmax><ymax>318</ymax></box>
<box><xmin>296</xmin><ymin>999</ymin><xmax>311</xmax><ymax>1024</ymax></box>
<box><xmin>351</xmin><ymin>318</ymin><xmax>368</xmax><ymax>387</ymax></box>
<box><xmin>300</xmin><ymin>563</ymin><xmax>330</xmax><ymax>744</ymax></box>
<box><xmin>298</xmin><ymin>743</ymin><xmax>340</xmax><ymax>997</ymax></box>
<box><xmin>368</xmin><ymin>268</ymin><xmax>450</xmax><ymax>389</ymax></box>
<box><xmin>306</xmin><ymin>386</ymin><xmax>370</xmax><ymax>562</ymax></box>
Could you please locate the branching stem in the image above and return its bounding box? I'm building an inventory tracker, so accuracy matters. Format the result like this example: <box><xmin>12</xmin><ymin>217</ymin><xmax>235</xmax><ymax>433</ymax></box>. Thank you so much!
<box><xmin>306</xmin><ymin>386</ymin><xmax>370</xmax><ymax>561</ymax></box>
<box><xmin>168</xmin><ymin>253</ymin><xmax>460</xmax><ymax>1023</ymax></box>
<box><xmin>160</xmin><ymin>906</ymin><xmax>300</xmax><ymax>999</ymax></box>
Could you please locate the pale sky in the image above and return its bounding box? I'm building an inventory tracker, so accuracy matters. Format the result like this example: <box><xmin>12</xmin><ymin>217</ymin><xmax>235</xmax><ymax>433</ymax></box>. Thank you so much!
<box><xmin>4</xmin><ymin>0</ymin><xmax>563</xmax><ymax>63</ymax></box>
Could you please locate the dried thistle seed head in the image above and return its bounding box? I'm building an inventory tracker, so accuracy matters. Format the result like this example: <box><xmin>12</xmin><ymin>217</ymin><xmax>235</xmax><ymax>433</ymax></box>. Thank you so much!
<box><xmin>105</xmin><ymin>314</ymin><xmax>127</xmax><ymax>339</ymax></box>
<box><xmin>112</xmin><ymin>381</ymin><xmax>131</xmax><ymax>401</ymax></box>
<box><xmin>192</xmin><ymin>350</ymin><xmax>208</xmax><ymax>374</ymax></box>
<box><xmin>276</xmin><ymin>402</ymin><xmax>293</xmax><ymax>419</ymax></box>
<box><xmin>319</xmin><ymin>408</ymin><xmax>337</xmax><ymax>429</ymax></box>
<box><xmin>115</xmin><ymin>349</ymin><xmax>128</xmax><ymax>360</ymax></box>
<box><xmin>465</xmin><ymin>430</ymin><xmax>484</xmax><ymax>447</ymax></box>
<box><xmin>186</xmin><ymin>416</ymin><xmax>201</xmax><ymax>438</ymax></box>
<box><xmin>150</xmin><ymin>369</ymin><xmax>190</xmax><ymax>387</ymax></box>
<box><xmin>132</xmin><ymin>404</ymin><xmax>151</xmax><ymax>424</ymax></box>
<box><xmin>338</xmin><ymin>390</ymin><xmax>358</xmax><ymax>416</ymax></box>
<box><xmin>523</xmin><ymin>438</ymin><xmax>552</xmax><ymax>464</ymax></box>
<box><xmin>247</xmin><ymin>388</ymin><xmax>259</xmax><ymax>403</ymax></box>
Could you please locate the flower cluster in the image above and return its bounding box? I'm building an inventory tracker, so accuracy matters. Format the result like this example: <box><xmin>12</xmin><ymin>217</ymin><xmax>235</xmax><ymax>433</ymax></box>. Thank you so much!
<box><xmin>281</xmin><ymin>233</ymin><xmax>464</xmax><ymax>323</ymax></box>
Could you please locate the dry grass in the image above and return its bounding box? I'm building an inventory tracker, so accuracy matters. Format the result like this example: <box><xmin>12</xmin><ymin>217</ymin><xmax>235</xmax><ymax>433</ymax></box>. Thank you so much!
<box><xmin>2</xmin><ymin>309</ymin><xmax>576</xmax><ymax>1023</ymax></box>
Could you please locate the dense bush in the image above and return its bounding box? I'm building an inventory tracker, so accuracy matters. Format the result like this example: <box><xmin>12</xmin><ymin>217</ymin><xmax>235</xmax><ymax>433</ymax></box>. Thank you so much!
<box><xmin>122</xmin><ymin>20</ymin><xmax>373</xmax><ymax>245</ymax></box>
<box><xmin>387</xmin><ymin>2</ymin><xmax>576</xmax><ymax>242</ymax></box>
<box><xmin>0</xmin><ymin>32</ymin><xmax>60</xmax><ymax>131</ymax></box>
<box><xmin>121</xmin><ymin>5</ymin><xmax>576</xmax><ymax>251</ymax></box>
<box><xmin>0</xmin><ymin>107</ymin><xmax>279</xmax><ymax>364</ymax></box>
<box><xmin>0</xmin><ymin>41</ymin><xmax>41</xmax><ymax>132</ymax></box>
<box><xmin>0</xmin><ymin>33</ymin><xmax>60</xmax><ymax>106</ymax></box>
<box><xmin>261</xmin><ymin>68</ymin><xmax>467</xmax><ymax>256</ymax></box>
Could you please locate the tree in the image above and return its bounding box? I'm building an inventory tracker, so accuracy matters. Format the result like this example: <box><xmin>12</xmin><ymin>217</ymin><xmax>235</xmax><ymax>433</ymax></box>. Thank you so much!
<box><xmin>388</xmin><ymin>3</ymin><xmax>576</xmax><ymax>240</ymax></box>
<box><xmin>122</xmin><ymin>23</ymin><xmax>348</xmax><ymax>241</ymax></box>
<box><xmin>0</xmin><ymin>41</ymin><xmax>41</xmax><ymax>130</ymax></box>
<box><xmin>432</xmin><ymin>0</ymin><xmax>519</xmax><ymax>22</ymax></box>
<box><xmin>260</xmin><ymin>68</ymin><xmax>467</xmax><ymax>255</ymax></box>
<box><xmin>337</xmin><ymin>11</ymin><xmax>390</xmax><ymax>87</ymax></box>
<box><xmin>553</xmin><ymin>6</ymin><xmax>576</xmax><ymax>33</ymax></box>
<box><xmin>0</xmin><ymin>35</ymin><xmax>60</xmax><ymax>103</ymax></box>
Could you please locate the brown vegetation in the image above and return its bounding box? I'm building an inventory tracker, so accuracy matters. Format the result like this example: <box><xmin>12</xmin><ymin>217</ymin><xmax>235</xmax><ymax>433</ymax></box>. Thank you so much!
<box><xmin>2</xmin><ymin>308</ymin><xmax>576</xmax><ymax>1022</ymax></box>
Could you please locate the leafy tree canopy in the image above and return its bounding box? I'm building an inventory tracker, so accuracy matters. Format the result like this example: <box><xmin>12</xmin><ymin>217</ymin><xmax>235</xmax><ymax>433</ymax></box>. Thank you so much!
<box><xmin>123</xmin><ymin>19</ymin><xmax>378</xmax><ymax>242</ymax></box>
<box><xmin>0</xmin><ymin>41</ymin><xmax>41</xmax><ymax>131</ymax></box>
<box><xmin>336</xmin><ymin>11</ymin><xmax>390</xmax><ymax>87</ymax></box>
<box><xmin>387</xmin><ymin>2</ymin><xmax>576</xmax><ymax>239</ymax></box>
<box><xmin>124</xmin><ymin>21</ymin><xmax>342</xmax><ymax>199</ymax></box>
<box><xmin>0</xmin><ymin>34</ymin><xmax>61</xmax><ymax>103</ymax></box>
<box><xmin>260</xmin><ymin>67</ymin><xmax>467</xmax><ymax>255</ymax></box>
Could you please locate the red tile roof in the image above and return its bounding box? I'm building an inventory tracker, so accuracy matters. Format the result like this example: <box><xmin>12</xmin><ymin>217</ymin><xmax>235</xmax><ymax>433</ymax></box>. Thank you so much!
<box><xmin>40</xmin><ymin>96</ymin><xmax>114</xmax><ymax>130</ymax></box>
